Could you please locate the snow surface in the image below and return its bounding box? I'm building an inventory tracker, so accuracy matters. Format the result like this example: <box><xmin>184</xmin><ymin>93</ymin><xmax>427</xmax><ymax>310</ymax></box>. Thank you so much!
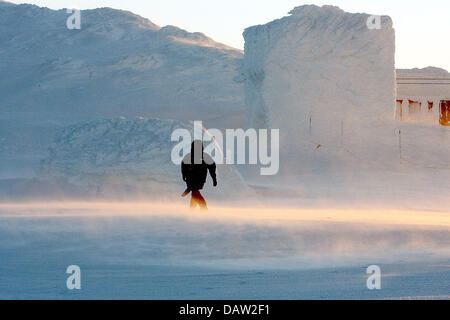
<box><xmin>0</xmin><ymin>3</ymin><xmax>448</xmax><ymax>207</ymax></box>
<box><xmin>242</xmin><ymin>6</ymin><xmax>395</xmax><ymax>127</ymax></box>
<box><xmin>0</xmin><ymin>3</ymin><xmax>244</xmax><ymax>179</ymax></box>
<box><xmin>238</xmin><ymin>5</ymin><xmax>450</xmax><ymax>217</ymax></box>
<box><xmin>242</xmin><ymin>5</ymin><xmax>396</xmax><ymax>178</ymax></box>
<box><xmin>0</xmin><ymin>203</ymin><xmax>448</xmax><ymax>299</ymax></box>
<box><xmin>0</xmin><ymin>3</ymin><xmax>449</xmax><ymax>299</ymax></box>
<box><xmin>36</xmin><ymin>118</ymin><xmax>251</xmax><ymax>201</ymax></box>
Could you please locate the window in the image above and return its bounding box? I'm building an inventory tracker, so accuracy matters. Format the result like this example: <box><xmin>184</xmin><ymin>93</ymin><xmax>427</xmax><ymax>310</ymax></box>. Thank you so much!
<box><xmin>408</xmin><ymin>100</ymin><xmax>421</xmax><ymax>114</ymax></box>
<box><xmin>440</xmin><ymin>100</ymin><xmax>450</xmax><ymax>126</ymax></box>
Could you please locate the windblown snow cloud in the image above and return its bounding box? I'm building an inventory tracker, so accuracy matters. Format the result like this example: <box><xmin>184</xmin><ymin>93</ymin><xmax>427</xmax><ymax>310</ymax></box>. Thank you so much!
<box><xmin>1</xmin><ymin>202</ymin><xmax>449</xmax><ymax>269</ymax></box>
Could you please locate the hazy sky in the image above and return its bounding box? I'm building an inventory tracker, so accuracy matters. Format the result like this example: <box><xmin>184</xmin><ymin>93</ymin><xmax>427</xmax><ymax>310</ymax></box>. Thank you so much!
<box><xmin>8</xmin><ymin>0</ymin><xmax>450</xmax><ymax>71</ymax></box>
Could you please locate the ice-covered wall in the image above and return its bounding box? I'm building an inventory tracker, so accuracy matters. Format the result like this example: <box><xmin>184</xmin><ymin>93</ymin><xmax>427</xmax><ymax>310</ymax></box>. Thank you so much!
<box><xmin>242</xmin><ymin>5</ymin><xmax>396</xmax><ymax>174</ymax></box>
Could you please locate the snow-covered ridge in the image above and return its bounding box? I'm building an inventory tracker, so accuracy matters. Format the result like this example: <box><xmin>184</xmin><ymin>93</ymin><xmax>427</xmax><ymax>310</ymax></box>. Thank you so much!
<box><xmin>0</xmin><ymin>2</ymin><xmax>244</xmax><ymax>117</ymax></box>
<box><xmin>0</xmin><ymin>3</ymin><xmax>245</xmax><ymax>179</ymax></box>
<box><xmin>0</xmin><ymin>0</ymin><xmax>14</xmax><ymax>6</ymax></box>
<box><xmin>160</xmin><ymin>25</ymin><xmax>240</xmax><ymax>50</ymax></box>
<box><xmin>0</xmin><ymin>2</ymin><xmax>236</xmax><ymax>48</ymax></box>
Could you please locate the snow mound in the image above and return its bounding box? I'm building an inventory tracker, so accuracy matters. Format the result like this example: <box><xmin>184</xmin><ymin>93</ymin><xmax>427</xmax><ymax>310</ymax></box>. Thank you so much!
<box><xmin>0</xmin><ymin>3</ymin><xmax>244</xmax><ymax>123</ymax></box>
<box><xmin>0</xmin><ymin>3</ymin><xmax>245</xmax><ymax>178</ymax></box>
<box><xmin>40</xmin><ymin>118</ymin><xmax>250</xmax><ymax>200</ymax></box>
<box><xmin>242</xmin><ymin>5</ymin><xmax>396</xmax><ymax>175</ymax></box>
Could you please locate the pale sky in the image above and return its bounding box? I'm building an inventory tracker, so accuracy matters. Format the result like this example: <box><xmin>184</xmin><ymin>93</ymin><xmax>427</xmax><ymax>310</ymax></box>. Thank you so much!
<box><xmin>7</xmin><ymin>0</ymin><xmax>450</xmax><ymax>71</ymax></box>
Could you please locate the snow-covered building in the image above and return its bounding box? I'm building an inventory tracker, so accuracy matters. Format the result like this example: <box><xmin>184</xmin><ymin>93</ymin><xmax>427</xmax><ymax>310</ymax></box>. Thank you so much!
<box><xmin>396</xmin><ymin>68</ymin><xmax>450</xmax><ymax>126</ymax></box>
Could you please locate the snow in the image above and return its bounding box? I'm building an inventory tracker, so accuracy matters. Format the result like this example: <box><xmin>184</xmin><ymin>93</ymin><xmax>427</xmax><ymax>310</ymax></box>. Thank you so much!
<box><xmin>242</xmin><ymin>5</ymin><xmax>396</xmax><ymax>177</ymax></box>
<box><xmin>238</xmin><ymin>6</ymin><xmax>450</xmax><ymax>218</ymax></box>
<box><xmin>0</xmin><ymin>202</ymin><xmax>448</xmax><ymax>299</ymax></box>
<box><xmin>0</xmin><ymin>3</ymin><xmax>245</xmax><ymax>179</ymax></box>
<box><xmin>397</xmin><ymin>67</ymin><xmax>450</xmax><ymax>98</ymax></box>
<box><xmin>38</xmin><ymin>118</ymin><xmax>251</xmax><ymax>201</ymax></box>
<box><xmin>0</xmin><ymin>3</ymin><xmax>449</xmax><ymax>299</ymax></box>
<box><xmin>398</xmin><ymin>66</ymin><xmax>450</xmax><ymax>79</ymax></box>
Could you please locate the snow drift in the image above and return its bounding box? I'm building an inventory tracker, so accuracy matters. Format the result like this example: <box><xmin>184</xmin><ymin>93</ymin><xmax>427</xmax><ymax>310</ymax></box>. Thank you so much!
<box><xmin>242</xmin><ymin>5</ymin><xmax>396</xmax><ymax>176</ymax></box>
<box><xmin>38</xmin><ymin>118</ymin><xmax>251</xmax><ymax>201</ymax></box>
<box><xmin>0</xmin><ymin>3</ymin><xmax>244</xmax><ymax>179</ymax></box>
<box><xmin>0</xmin><ymin>4</ymin><xmax>243</xmax><ymax>123</ymax></box>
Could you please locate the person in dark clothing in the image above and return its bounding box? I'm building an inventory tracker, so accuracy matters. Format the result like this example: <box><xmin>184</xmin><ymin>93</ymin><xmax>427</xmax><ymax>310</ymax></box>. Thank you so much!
<box><xmin>181</xmin><ymin>140</ymin><xmax>217</xmax><ymax>210</ymax></box>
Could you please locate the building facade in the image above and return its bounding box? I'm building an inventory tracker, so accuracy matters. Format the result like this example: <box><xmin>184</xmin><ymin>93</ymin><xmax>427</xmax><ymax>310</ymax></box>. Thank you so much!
<box><xmin>395</xmin><ymin>68</ymin><xmax>450</xmax><ymax>126</ymax></box>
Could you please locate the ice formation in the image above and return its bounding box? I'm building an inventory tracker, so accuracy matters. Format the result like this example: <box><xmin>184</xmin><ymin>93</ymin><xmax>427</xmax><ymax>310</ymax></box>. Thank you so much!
<box><xmin>242</xmin><ymin>5</ymin><xmax>396</xmax><ymax>174</ymax></box>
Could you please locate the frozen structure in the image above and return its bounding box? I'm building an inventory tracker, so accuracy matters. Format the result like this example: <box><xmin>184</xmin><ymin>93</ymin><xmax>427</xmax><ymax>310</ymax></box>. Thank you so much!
<box><xmin>39</xmin><ymin>118</ymin><xmax>250</xmax><ymax>200</ymax></box>
<box><xmin>396</xmin><ymin>67</ymin><xmax>450</xmax><ymax>126</ymax></box>
<box><xmin>242</xmin><ymin>5</ymin><xmax>396</xmax><ymax>174</ymax></box>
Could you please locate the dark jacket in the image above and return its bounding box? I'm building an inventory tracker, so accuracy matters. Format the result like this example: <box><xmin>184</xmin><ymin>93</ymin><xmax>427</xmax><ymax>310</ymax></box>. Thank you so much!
<box><xmin>182</xmin><ymin>142</ymin><xmax>217</xmax><ymax>191</ymax></box>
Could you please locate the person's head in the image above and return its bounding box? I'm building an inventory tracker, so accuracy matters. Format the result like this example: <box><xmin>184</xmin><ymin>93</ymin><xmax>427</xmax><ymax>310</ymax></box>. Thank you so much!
<box><xmin>191</xmin><ymin>140</ymin><xmax>204</xmax><ymax>151</ymax></box>
<box><xmin>191</xmin><ymin>140</ymin><xmax>204</xmax><ymax>164</ymax></box>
